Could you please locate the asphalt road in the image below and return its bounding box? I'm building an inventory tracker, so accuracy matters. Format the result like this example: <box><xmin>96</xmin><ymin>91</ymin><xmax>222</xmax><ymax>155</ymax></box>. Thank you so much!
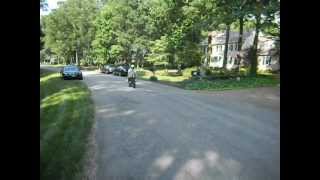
<box><xmin>82</xmin><ymin>70</ymin><xmax>280</xmax><ymax>180</ymax></box>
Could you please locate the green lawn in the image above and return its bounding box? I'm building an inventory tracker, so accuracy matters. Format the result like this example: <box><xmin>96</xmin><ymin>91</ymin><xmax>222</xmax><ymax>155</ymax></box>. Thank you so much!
<box><xmin>137</xmin><ymin>67</ymin><xmax>279</xmax><ymax>90</ymax></box>
<box><xmin>136</xmin><ymin>67</ymin><xmax>194</xmax><ymax>87</ymax></box>
<box><xmin>182</xmin><ymin>75</ymin><xmax>279</xmax><ymax>91</ymax></box>
<box><xmin>44</xmin><ymin>64</ymin><xmax>65</xmax><ymax>68</ymax></box>
<box><xmin>40</xmin><ymin>69</ymin><xmax>94</xmax><ymax>180</ymax></box>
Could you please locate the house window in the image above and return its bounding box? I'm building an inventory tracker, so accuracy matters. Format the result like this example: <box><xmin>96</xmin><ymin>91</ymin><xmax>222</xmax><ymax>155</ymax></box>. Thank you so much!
<box><xmin>228</xmin><ymin>57</ymin><xmax>233</xmax><ymax>64</ymax></box>
<box><xmin>218</xmin><ymin>56</ymin><xmax>222</xmax><ymax>62</ymax></box>
<box><xmin>229</xmin><ymin>44</ymin><xmax>233</xmax><ymax>51</ymax></box>
<box><xmin>235</xmin><ymin>58</ymin><xmax>240</xmax><ymax>65</ymax></box>
<box><xmin>213</xmin><ymin>56</ymin><xmax>218</xmax><ymax>63</ymax></box>
<box><xmin>266</xmin><ymin>56</ymin><xmax>272</xmax><ymax>65</ymax></box>
<box><xmin>261</xmin><ymin>57</ymin><xmax>265</xmax><ymax>65</ymax></box>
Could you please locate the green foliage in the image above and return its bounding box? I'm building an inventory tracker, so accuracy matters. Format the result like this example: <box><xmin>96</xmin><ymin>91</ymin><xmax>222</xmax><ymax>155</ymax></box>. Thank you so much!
<box><xmin>150</xmin><ymin>76</ymin><xmax>158</xmax><ymax>81</ymax></box>
<box><xmin>176</xmin><ymin>42</ymin><xmax>202</xmax><ymax>67</ymax></box>
<box><xmin>182</xmin><ymin>66</ymin><xmax>198</xmax><ymax>77</ymax></box>
<box><xmin>41</xmin><ymin>0</ymin><xmax>279</xmax><ymax>74</ymax></box>
<box><xmin>146</xmin><ymin>36</ymin><xmax>170</xmax><ymax>66</ymax></box>
<box><xmin>109</xmin><ymin>45</ymin><xmax>124</xmax><ymax>63</ymax></box>
<box><xmin>80</xmin><ymin>59</ymin><xmax>88</xmax><ymax>66</ymax></box>
<box><xmin>40</xmin><ymin>48</ymin><xmax>53</xmax><ymax>63</ymax></box>
<box><xmin>92</xmin><ymin>0</ymin><xmax>151</xmax><ymax>65</ymax></box>
<box><xmin>205</xmin><ymin>68</ymin><xmax>213</xmax><ymax>76</ymax></box>
<box><xmin>42</xmin><ymin>0</ymin><xmax>97</xmax><ymax>65</ymax></box>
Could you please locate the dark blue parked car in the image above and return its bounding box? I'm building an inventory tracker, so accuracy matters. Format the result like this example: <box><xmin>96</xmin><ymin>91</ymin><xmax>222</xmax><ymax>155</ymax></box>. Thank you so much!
<box><xmin>61</xmin><ymin>65</ymin><xmax>83</xmax><ymax>80</ymax></box>
<box><xmin>113</xmin><ymin>64</ymin><xmax>129</xmax><ymax>76</ymax></box>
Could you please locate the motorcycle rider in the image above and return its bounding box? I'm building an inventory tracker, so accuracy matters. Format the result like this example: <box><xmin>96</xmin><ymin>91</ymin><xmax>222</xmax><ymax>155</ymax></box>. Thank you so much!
<box><xmin>128</xmin><ymin>64</ymin><xmax>137</xmax><ymax>85</ymax></box>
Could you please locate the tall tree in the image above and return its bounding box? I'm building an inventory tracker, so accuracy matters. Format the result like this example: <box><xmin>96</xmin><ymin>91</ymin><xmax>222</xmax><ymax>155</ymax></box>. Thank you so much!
<box><xmin>93</xmin><ymin>0</ymin><xmax>140</xmax><ymax>65</ymax></box>
<box><xmin>233</xmin><ymin>0</ymin><xmax>251</xmax><ymax>68</ymax></box>
<box><xmin>146</xmin><ymin>36</ymin><xmax>170</xmax><ymax>68</ymax></box>
<box><xmin>40</xmin><ymin>23</ymin><xmax>44</xmax><ymax>50</ymax></box>
<box><xmin>247</xmin><ymin>0</ymin><xmax>279</xmax><ymax>76</ymax></box>
<box><xmin>214</xmin><ymin>0</ymin><xmax>237</xmax><ymax>69</ymax></box>
<box><xmin>43</xmin><ymin>0</ymin><xmax>97</xmax><ymax>65</ymax></box>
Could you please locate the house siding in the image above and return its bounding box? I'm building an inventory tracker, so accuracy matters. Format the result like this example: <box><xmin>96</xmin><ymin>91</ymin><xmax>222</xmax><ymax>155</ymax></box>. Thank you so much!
<box><xmin>205</xmin><ymin>30</ymin><xmax>279</xmax><ymax>71</ymax></box>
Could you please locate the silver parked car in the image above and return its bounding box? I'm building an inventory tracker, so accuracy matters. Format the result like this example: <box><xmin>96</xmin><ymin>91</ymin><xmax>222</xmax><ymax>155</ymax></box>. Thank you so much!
<box><xmin>103</xmin><ymin>64</ymin><xmax>116</xmax><ymax>74</ymax></box>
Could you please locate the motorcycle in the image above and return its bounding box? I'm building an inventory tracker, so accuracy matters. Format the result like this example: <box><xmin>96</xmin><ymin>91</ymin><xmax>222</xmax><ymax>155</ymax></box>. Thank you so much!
<box><xmin>128</xmin><ymin>77</ymin><xmax>136</xmax><ymax>88</ymax></box>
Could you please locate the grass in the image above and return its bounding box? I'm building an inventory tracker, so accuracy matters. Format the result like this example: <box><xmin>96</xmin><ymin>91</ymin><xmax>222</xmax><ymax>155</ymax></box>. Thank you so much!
<box><xmin>44</xmin><ymin>64</ymin><xmax>65</xmax><ymax>68</ymax></box>
<box><xmin>182</xmin><ymin>75</ymin><xmax>279</xmax><ymax>91</ymax></box>
<box><xmin>40</xmin><ymin>69</ymin><xmax>94</xmax><ymax>180</ymax></box>
<box><xmin>137</xmin><ymin>67</ymin><xmax>279</xmax><ymax>91</ymax></box>
<box><xmin>136</xmin><ymin>67</ymin><xmax>195</xmax><ymax>87</ymax></box>
<box><xmin>80</xmin><ymin>65</ymin><xmax>99</xmax><ymax>71</ymax></box>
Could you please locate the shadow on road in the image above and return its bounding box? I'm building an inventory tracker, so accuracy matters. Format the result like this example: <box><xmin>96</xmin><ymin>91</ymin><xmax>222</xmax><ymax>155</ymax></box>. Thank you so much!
<box><xmin>83</xmin><ymin>71</ymin><xmax>280</xmax><ymax>180</ymax></box>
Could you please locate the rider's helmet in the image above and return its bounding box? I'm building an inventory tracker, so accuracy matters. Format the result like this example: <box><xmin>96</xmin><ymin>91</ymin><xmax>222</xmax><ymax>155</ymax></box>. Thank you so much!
<box><xmin>131</xmin><ymin>64</ymin><xmax>135</xmax><ymax>69</ymax></box>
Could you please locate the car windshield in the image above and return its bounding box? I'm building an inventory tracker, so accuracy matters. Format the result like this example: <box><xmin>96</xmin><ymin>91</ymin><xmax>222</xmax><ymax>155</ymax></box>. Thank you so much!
<box><xmin>64</xmin><ymin>66</ymin><xmax>79</xmax><ymax>71</ymax></box>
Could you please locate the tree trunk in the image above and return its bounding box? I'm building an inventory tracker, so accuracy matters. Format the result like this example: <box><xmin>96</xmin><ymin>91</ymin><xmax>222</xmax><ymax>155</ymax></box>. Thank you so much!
<box><xmin>237</xmin><ymin>16</ymin><xmax>244</xmax><ymax>58</ymax></box>
<box><xmin>236</xmin><ymin>16</ymin><xmax>244</xmax><ymax>73</ymax></box>
<box><xmin>76</xmin><ymin>50</ymin><xmax>79</xmax><ymax>66</ymax></box>
<box><xmin>223</xmin><ymin>24</ymin><xmax>230</xmax><ymax>69</ymax></box>
<box><xmin>249</xmin><ymin>15</ymin><xmax>261</xmax><ymax>77</ymax></box>
<box><xmin>207</xmin><ymin>35</ymin><xmax>212</xmax><ymax>66</ymax></box>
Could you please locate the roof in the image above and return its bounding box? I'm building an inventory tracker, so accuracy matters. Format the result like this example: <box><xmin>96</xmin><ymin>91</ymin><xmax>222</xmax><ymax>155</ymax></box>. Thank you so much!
<box><xmin>209</xmin><ymin>30</ymin><xmax>255</xmax><ymax>44</ymax></box>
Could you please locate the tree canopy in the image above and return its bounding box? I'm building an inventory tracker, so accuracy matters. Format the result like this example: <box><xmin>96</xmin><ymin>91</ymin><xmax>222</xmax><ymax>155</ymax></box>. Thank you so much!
<box><xmin>41</xmin><ymin>0</ymin><xmax>279</xmax><ymax>73</ymax></box>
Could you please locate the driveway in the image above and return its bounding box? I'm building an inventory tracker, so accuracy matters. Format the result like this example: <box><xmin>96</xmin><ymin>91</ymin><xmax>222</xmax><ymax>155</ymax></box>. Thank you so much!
<box><xmin>83</xmin><ymin>71</ymin><xmax>280</xmax><ymax>180</ymax></box>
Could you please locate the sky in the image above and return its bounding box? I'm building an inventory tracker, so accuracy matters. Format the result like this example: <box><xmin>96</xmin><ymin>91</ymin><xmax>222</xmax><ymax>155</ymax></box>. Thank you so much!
<box><xmin>40</xmin><ymin>0</ymin><xmax>65</xmax><ymax>16</ymax></box>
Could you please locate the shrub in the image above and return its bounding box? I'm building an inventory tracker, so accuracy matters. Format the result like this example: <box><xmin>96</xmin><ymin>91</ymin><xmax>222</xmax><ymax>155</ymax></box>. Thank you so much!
<box><xmin>240</xmin><ymin>68</ymin><xmax>248</xmax><ymax>76</ymax></box>
<box><xmin>203</xmin><ymin>68</ymin><xmax>247</xmax><ymax>80</ymax></box>
<box><xmin>156</xmin><ymin>69</ymin><xmax>168</xmax><ymax>76</ymax></box>
<box><xmin>204</xmin><ymin>68</ymin><xmax>212</xmax><ymax>76</ymax></box>
<box><xmin>150</xmin><ymin>76</ymin><xmax>158</xmax><ymax>81</ymax></box>
<box><xmin>80</xmin><ymin>59</ymin><xmax>88</xmax><ymax>66</ymax></box>
<box><xmin>213</xmin><ymin>67</ymin><xmax>222</xmax><ymax>71</ymax></box>
<box><xmin>176</xmin><ymin>71</ymin><xmax>183</xmax><ymax>76</ymax></box>
<box><xmin>182</xmin><ymin>67</ymin><xmax>197</xmax><ymax>77</ymax></box>
<box><xmin>136</xmin><ymin>70</ymin><xmax>146</xmax><ymax>77</ymax></box>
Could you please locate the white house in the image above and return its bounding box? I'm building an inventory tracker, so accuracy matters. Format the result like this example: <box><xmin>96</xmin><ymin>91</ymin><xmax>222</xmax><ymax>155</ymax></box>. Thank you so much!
<box><xmin>204</xmin><ymin>30</ymin><xmax>279</xmax><ymax>72</ymax></box>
